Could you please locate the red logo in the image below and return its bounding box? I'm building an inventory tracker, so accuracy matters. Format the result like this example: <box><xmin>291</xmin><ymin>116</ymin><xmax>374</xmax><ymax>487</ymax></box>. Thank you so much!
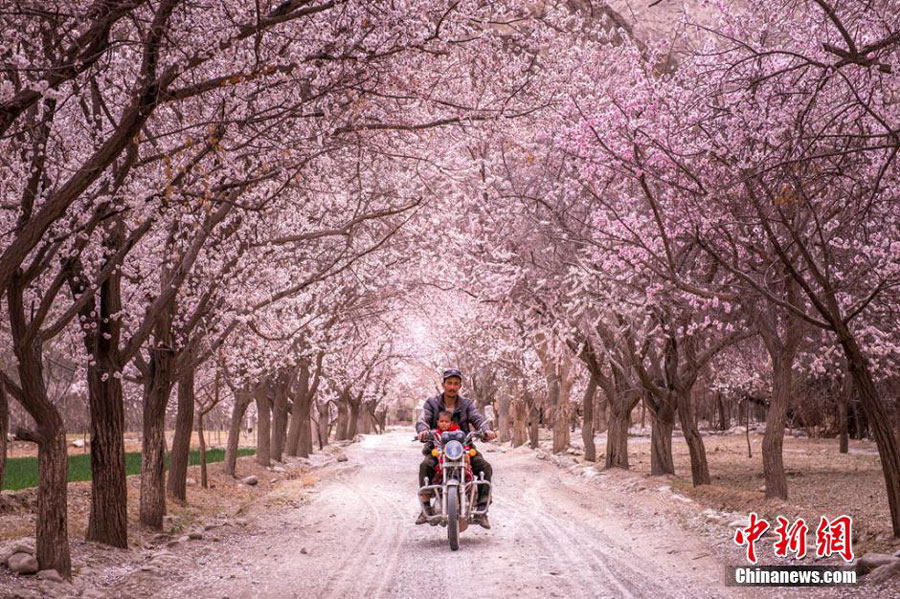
<box><xmin>734</xmin><ymin>514</ymin><xmax>854</xmax><ymax>564</ymax></box>
<box><xmin>773</xmin><ymin>516</ymin><xmax>808</xmax><ymax>559</ymax></box>
<box><xmin>734</xmin><ymin>512</ymin><xmax>770</xmax><ymax>564</ymax></box>
<box><xmin>815</xmin><ymin>515</ymin><xmax>854</xmax><ymax>562</ymax></box>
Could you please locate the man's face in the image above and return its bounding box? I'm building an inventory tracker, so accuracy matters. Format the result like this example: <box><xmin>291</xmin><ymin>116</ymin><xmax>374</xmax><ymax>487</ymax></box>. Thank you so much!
<box><xmin>442</xmin><ymin>376</ymin><xmax>461</xmax><ymax>398</ymax></box>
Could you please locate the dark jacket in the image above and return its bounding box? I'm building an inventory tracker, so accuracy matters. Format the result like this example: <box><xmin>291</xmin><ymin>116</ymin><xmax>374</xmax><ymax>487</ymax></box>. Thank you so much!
<box><xmin>416</xmin><ymin>394</ymin><xmax>491</xmax><ymax>434</ymax></box>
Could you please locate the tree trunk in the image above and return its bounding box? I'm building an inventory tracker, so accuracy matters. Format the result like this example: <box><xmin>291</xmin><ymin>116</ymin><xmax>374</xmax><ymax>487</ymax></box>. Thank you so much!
<box><xmin>270</xmin><ymin>378</ymin><xmax>288</xmax><ymax>462</ymax></box>
<box><xmin>7</xmin><ymin>281</ymin><xmax>72</xmax><ymax>577</ymax></box>
<box><xmin>84</xmin><ymin>365</ymin><xmax>128</xmax><ymax>547</ymax></box>
<box><xmin>255</xmin><ymin>383</ymin><xmax>271</xmax><ymax>468</ymax></box>
<box><xmin>839</xmin><ymin>332</ymin><xmax>900</xmax><ymax>536</ymax></box>
<box><xmin>316</xmin><ymin>400</ymin><xmax>330</xmax><ymax>449</ymax></box>
<box><xmin>676</xmin><ymin>388</ymin><xmax>711</xmax><ymax>486</ymax></box>
<box><xmin>547</xmin><ymin>378</ymin><xmax>569</xmax><ymax>454</ymax></box>
<box><xmin>528</xmin><ymin>402</ymin><xmax>540</xmax><ymax>450</ymax></box>
<box><xmin>552</xmin><ymin>395</ymin><xmax>570</xmax><ymax>454</ymax></box>
<box><xmin>762</xmin><ymin>354</ymin><xmax>791</xmax><ymax>499</ymax></box>
<box><xmin>140</xmin><ymin>349</ymin><xmax>175</xmax><ymax>530</ymax></box>
<box><xmin>38</xmin><ymin>428</ymin><xmax>71</xmax><ymax>577</ymax></box>
<box><xmin>581</xmin><ymin>376</ymin><xmax>597</xmax><ymax>462</ymax></box>
<box><xmin>347</xmin><ymin>394</ymin><xmax>361</xmax><ymax>439</ymax></box>
<box><xmin>838</xmin><ymin>376</ymin><xmax>850</xmax><ymax>454</ymax></box>
<box><xmin>373</xmin><ymin>408</ymin><xmax>387</xmax><ymax>434</ymax></box>
<box><xmin>72</xmin><ymin>259</ymin><xmax>128</xmax><ymax>548</ymax></box>
<box><xmin>498</xmin><ymin>394</ymin><xmax>511</xmax><ymax>443</ymax></box>
<box><xmin>511</xmin><ymin>398</ymin><xmax>528</xmax><ymax>447</ymax></box>
<box><xmin>336</xmin><ymin>399</ymin><xmax>349</xmax><ymax>441</ymax></box>
<box><xmin>358</xmin><ymin>410</ymin><xmax>373</xmax><ymax>434</ymax></box>
<box><xmin>7</xmin><ymin>324</ymin><xmax>72</xmax><ymax>578</ymax></box>
<box><xmin>0</xmin><ymin>384</ymin><xmax>7</xmax><ymax>491</ymax></box>
<box><xmin>595</xmin><ymin>393</ymin><xmax>607</xmax><ymax>433</ymax></box>
<box><xmin>197</xmin><ymin>411</ymin><xmax>208</xmax><ymax>489</ymax></box>
<box><xmin>225</xmin><ymin>388</ymin><xmax>251</xmax><ymax>476</ymax></box>
<box><xmin>301</xmin><ymin>408</ymin><xmax>314</xmax><ymax>456</ymax></box>
<box><xmin>717</xmin><ymin>393</ymin><xmax>729</xmax><ymax>431</ymax></box>
<box><xmin>649</xmin><ymin>402</ymin><xmax>675</xmax><ymax>475</ymax></box>
<box><xmin>166</xmin><ymin>366</ymin><xmax>195</xmax><ymax>502</ymax></box>
<box><xmin>287</xmin><ymin>393</ymin><xmax>311</xmax><ymax>457</ymax></box>
<box><xmin>605</xmin><ymin>403</ymin><xmax>631</xmax><ymax>469</ymax></box>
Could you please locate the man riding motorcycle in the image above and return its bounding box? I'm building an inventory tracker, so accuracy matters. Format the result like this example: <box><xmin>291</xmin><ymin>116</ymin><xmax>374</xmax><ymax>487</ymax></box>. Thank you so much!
<box><xmin>415</xmin><ymin>368</ymin><xmax>496</xmax><ymax>528</ymax></box>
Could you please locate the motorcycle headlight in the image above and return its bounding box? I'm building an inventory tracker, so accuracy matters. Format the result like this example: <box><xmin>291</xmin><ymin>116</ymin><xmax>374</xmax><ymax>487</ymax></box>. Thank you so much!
<box><xmin>444</xmin><ymin>440</ymin><xmax>464</xmax><ymax>461</ymax></box>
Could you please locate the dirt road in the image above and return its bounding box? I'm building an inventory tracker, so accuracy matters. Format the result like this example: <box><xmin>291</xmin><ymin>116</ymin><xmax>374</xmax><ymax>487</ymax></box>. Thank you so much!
<box><xmin>122</xmin><ymin>431</ymin><xmax>757</xmax><ymax>599</ymax></box>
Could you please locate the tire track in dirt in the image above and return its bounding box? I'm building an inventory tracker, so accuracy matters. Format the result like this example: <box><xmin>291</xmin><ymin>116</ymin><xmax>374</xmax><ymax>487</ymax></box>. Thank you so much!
<box><xmin>498</xmin><ymin>471</ymin><xmax>603</xmax><ymax>598</ymax></box>
<box><xmin>316</xmin><ymin>456</ymin><xmax>415</xmax><ymax>599</ymax></box>
<box><xmin>348</xmin><ymin>476</ymin><xmax>413</xmax><ymax>599</ymax></box>
<box><xmin>520</xmin><ymin>477</ymin><xmax>645</xmax><ymax>598</ymax></box>
<box><xmin>317</xmin><ymin>475</ymin><xmax>392</xmax><ymax>599</ymax></box>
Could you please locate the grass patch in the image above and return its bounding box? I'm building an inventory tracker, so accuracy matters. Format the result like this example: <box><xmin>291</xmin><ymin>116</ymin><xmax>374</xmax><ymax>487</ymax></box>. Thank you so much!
<box><xmin>2</xmin><ymin>448</ymin><xmax>256</xmax><ymax>491</ymax></box>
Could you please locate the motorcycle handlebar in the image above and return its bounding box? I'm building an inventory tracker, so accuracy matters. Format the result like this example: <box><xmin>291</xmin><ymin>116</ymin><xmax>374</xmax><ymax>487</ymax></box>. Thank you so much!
<box><xmin>413</xmin><ymin>430</ymin><xmax>490</xmax><ymax>443</ymax></box>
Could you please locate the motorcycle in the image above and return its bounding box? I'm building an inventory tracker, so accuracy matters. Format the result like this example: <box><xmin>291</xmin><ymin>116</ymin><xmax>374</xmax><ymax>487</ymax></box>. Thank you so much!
<box><xmin>417</xmin><ymin>430</ymin><xmax>492</xmax><ymax>550</ymax></box>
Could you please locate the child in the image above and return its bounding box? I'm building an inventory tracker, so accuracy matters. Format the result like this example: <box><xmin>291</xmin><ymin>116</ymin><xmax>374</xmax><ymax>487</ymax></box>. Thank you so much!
<box><xmin>422</xmin><ymin>410</ymin><xmax>460</xmax><ymax>455</ymax></box>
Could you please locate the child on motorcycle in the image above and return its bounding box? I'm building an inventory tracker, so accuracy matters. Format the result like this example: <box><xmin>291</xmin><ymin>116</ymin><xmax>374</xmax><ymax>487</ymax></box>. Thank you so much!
<box><xmin>422</xmin><ymin>410</ymin><xmax>460</xmax><ymax>455</ymax></box>
<box><xmin>417</xmin><ymin>410</ymin><xmax>460</xmax><ymax>523</ymax></box>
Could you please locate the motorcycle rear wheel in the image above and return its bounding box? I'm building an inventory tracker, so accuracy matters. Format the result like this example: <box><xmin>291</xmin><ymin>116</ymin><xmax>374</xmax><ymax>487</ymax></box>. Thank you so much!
<box><xmin>447</xmin><ymin>490</ymin><xmax>459</xmax><ymax>551</ymax></box>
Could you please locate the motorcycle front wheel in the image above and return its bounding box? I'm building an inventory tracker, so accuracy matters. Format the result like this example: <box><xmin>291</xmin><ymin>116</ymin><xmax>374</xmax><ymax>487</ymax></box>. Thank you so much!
<box><xmin>447</xmin><ymin>489</ymin><xmax>459</xmax><ymax>551</ymax></box>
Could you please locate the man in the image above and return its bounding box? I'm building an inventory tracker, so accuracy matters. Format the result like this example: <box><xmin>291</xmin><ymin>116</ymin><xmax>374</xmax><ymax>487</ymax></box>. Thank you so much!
<box><xmin>415</xmin><ymin>368</ymin><xmax>497</xmax><ymax>528</ymax></box>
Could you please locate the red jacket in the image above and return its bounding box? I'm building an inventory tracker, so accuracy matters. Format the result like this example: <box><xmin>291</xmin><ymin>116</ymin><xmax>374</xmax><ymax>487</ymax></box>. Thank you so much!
<box><xmin>433</xmin><ymin>423</ymin><xmax>461</xmax><ymax>437</ymax></box>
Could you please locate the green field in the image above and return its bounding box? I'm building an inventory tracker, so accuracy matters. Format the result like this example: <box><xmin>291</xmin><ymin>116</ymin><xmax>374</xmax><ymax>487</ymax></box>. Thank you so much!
<box><xmin>1</xmin><ymin>448</ymin><xmax>256</xmax><ymax>491</ymax></box>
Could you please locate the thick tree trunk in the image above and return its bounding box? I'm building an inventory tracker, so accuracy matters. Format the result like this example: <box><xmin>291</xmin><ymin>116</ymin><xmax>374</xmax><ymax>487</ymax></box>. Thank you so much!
<box><xmin>84</xmin><ymin>367</ymin><xmax>128</xmax><ymax>547</ymax></box>
<box><xmin>71</xmin><ymin>260</ymin><xmax>128</xmax><ymax>548</ymax></box>
<box><xmin>644</xmin><ymin>389</ymin><xmax>676</xmax><ymax>476</ymax></box>
<box><xmin>38</xmin><ymin>428</ymin><xmax>71</xmax><ymax>577</ymax></box>
<box><xmin>839</xmin><ymin>333</ymin><xmax>900</xmax><ymax>536</ymax></box>
<box><xmin>547</xmin><ymin>378</ymin><xmax>569</xmax><ymax>454</ymax></box>
<box><xmin>287</xmin><ymin>393</ymin><xmax>311</xmax><ymax>457</ymax></box>
<box><xmin>316</xmin><ymin>400</ymin><xmax>330</xmax><ymax>449</ymax></box>
<box><xmin>717</xmin><ymin>393</ymin><xmax>729</xmax><ymax>431</ymax></box>
<box><xmin>676</xmin><ymin>388</ymin><xmax>711</xmax><ymax>486</ymax></box>
<box><xmin>140</xmin><ymin>350</ymin><xmax>175</xmax><ymax>530</ymax></box>
<box><xmin>255</xmin><ymin>383</ymin><xmax>271</xmax><ymax>468</ymax></box>
<box><xmin>528</xmin><ymin>402</ymin><xmax>540</xmax><ymax>450</ymax></box>
<box><xmin>7</xmin><ymin>282</ymin><xmax>72</xmax><ymax>577</ymax></box>
<box><xmin>605</xmin><ymin>403</ymin><xmax>631</xmax><ymax>469</ymax></box>
<box><xmin>225</xmin><ymin>388</ymin><xmax>251</xmax><ymax>476</ymax></box>
<box><xmin>286</xmin><ymin>363</ymin><xmax>309</xmax><ymax>456</ymax></box>
<box><xmin>347</xmin><ymin>395</ymin><xmax>361</xmax><ymax>439</ymax></box>
<box><xmin>167</xmin><ymin>366</ymin><xmax>195</xmax><ymax>502</ymax></box>
<box><xmin>8</xmin><ymin>348</ymin><xmax>68</xmax><ymax>579</ymax></box>
<box><xmin>649</xmin><ymin>404</ymin><xmax>675</xmax><ymax>476</ymax></box>
<box><xmin>270</xmin><ymin>378</ymin><xmax>288</xmax><ymax>462</ymax></box>
<box><xmin>498</xmin><ymin>394</ymin><xmax>511</xmax><ymax>443</ymax></box>
<box><xmin>301</xmin><ymin>409</ymin><xmax>314</xmax><ymax>456</ymax></box>
<box><xmin>762</xmin><ymin>354</ymin><xmax>790</xmax><ymax>499</ymax></box>
<box><xmin>581</xmin><ymin>376</ymin><xmax>597</xmax><ymax>462</ymax></box>
<box><xmin>511</xmin><ymin>398</ymin><xmax>528</xmax><ymax>447</ymax></box>
<box><xmin>358</xmin><ymin>410</ymin><xmax>373</xmax><ymax>434</ymax></box>
<box><xmin>197</xmin><ymin>411</ymin><xmax>208</xmax><ymax>488</ymax></box>
<box><xmin>0</xmin><ymin>384</ymin><xmax>7</xmax><ymax>491</ymax></box>
<box><xmin>336</xmin><ymin>400</ymin><xmax>349</xmax><ymax>441</ymax></box>
<box><xmin>595</xmin><ymin>393</ymin><xmax>607</xmax><ymax>433</ymax></box>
